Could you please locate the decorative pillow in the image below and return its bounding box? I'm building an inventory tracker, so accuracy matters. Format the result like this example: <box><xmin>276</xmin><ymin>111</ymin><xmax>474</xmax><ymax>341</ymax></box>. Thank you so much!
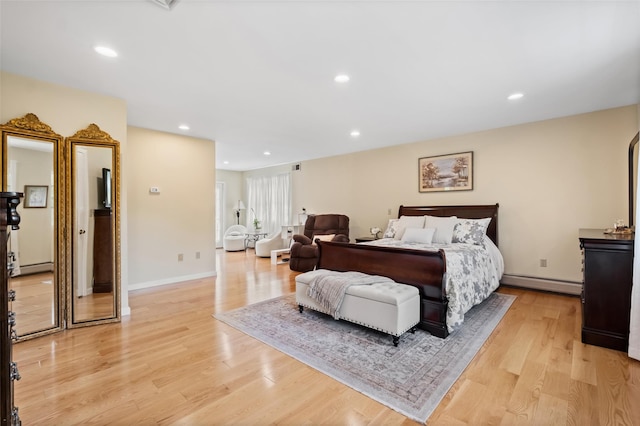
<box><xmin>394</xmin><ymin>215</ymin><xmax>426</xmax><ymax>240</ymax></box>
<box><xmin>311</xmin><ymin>234</ymin><xmax>335</xmax><ymax>245</ymax></box>
<box><xmin>401</xmin><ymin>227</ymin><xmax>436</xmax><ymax>244</ymax></box>
<box><xmin>383</xmin><ymin>219</ymin><xmax>400</xmax><ymax>239</ymax></box>
<box><xmin>424</xmin><ymin>215</ymin><xmax>458</xmax><ymax>244</ymax></box>
<box><xmin>452</xmin><ymin>218</ymin><xmax>491</xmax><ymax>245</ymax></box>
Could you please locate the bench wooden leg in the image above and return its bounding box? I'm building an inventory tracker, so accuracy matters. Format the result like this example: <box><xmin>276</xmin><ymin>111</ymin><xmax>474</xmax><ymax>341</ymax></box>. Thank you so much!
<box><xmin>298</xmin><ymin>304</ymin><xmax>304</xmax><ymax>313</ymax></box>
<box><xmin>392</xmin><ymin>335</ymin><xmax>399</xmax><ymax>347</ymax></box>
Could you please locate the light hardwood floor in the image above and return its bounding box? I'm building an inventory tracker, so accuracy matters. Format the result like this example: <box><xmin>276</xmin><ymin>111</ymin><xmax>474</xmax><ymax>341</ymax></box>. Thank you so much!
<box><xmin>11</xmin><ymin>272</ymin><xmax>56</xmax><ymax>334</ymax></box>
<box><xmin>12</xmin><ymin>249</ymin><xmax>640</xmax><ymax>425</ymax></box>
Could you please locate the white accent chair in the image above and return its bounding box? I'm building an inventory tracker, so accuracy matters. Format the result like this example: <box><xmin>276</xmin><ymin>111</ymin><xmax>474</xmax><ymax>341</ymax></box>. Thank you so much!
<box><xmin>223</xmin><ymin>225</ymin><xmax>247</xmax><ymax>251</ymax></box>
<box><xmin>255</xmin><ymin>231</ymin><xmax>288</xmax><ymax>257</ymax></box>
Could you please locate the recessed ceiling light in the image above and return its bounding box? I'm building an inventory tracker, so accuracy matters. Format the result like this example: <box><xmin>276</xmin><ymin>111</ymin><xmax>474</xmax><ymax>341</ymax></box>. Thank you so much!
<box><xmin>223</xmin><ymin>160</ymin><xmax>229</xmax><ymax>165</ymax></box>
<box><xmin>507</xmin><ymin>92</ymin><xmax>524</xmax><ymax>100</ymax></box>
<box><xmin>263</xmin><ymin>151</ymin><xmax>271</xmax><ymax>156</ymax></box>
<box><xmin>334</xmin><ymin>74</ymin><xmax>350</xmax><ymax>83</ymax></box>
<box><xmin>350</xmin><ymin>130</ymin><xmax>360</xmax><ymax>137</ymax></box>
<box><xmin>94</xmin><ymin>45</ymin><xmax>118</xmax><ymax>58</ymax></box>
<box><xmin>178</xmin><ymin>124</ymin><xmax>190</xmax><ymax>131</ymax></box>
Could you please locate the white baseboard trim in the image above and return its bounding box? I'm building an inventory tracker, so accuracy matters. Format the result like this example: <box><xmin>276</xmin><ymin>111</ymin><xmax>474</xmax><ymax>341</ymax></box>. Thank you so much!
<box><xmin>128</xmin><ymin>271</ymin><xmax>217</xmax><ymax>292</ymax></box>
<box><xmin>18</xmin><ymin>262</ymin><xmax>54</xmax><ymax>275</ymax></box>
<box><xmin>500</xmin><ymin>274</ymin><xmax>582</xmax><ymax>296</ymax></box>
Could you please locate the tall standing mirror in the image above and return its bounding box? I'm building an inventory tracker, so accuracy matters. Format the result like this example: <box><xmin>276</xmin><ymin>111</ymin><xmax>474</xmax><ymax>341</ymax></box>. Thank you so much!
<box><xmin>66</xmin><ymin>124</ymin><xmax>120</xmax><ymax>327</ymax></box>
<box><xmin>629</xmin><ymin>132</ymin><xmax>639</xmax><ymax>227</ymax></box>
<box><xmin>0</xmin><ymin>113</ymin><xmax>65</xmax><ymax>340</ymax></box>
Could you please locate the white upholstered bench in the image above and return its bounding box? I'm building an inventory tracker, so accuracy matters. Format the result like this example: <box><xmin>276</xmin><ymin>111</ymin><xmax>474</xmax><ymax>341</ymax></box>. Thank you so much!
<box><xmin>295</xmin><ymin>269</ymin><xmax>420</xmax><ymax>346</ymax></box>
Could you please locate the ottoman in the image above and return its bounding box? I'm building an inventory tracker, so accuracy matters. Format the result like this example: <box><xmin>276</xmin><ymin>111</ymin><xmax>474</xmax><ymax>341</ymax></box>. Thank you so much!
<box><xmin>295</xmin><ymin>269</ymin><xmax>421</xmax><ymax>346</ymax></box>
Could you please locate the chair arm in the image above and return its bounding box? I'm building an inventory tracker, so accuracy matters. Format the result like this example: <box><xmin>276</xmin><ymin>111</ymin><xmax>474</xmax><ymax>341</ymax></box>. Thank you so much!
<box><xmin>332</xmin><ymin>234</ymin><xmax>350</xmax><ymax>243</ymax></box>
<box><xmin>293</xmin><ymin>234</ymin><xmax>312</xmax><ymax>245</ymax></box>
<box><xmin>290</xmin><ymin>241</ymin><xmax>319</xmax><ymax>259</ymax></box>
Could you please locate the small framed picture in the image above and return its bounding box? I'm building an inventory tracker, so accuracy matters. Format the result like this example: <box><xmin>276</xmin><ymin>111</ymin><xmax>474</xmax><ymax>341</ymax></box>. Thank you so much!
<box><xmin>24</xmin><ymin>185</ymin><xmax>49</xmax><ymax>208</ymax></box>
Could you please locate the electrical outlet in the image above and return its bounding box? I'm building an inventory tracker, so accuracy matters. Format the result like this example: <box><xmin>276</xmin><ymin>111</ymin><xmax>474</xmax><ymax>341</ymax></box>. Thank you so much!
<box><xmin>149</xmin><ymin>187</ymin><xmax>160</xmax><ymax>194</ymax></box>
<box><xmin>540</xmin><ymin>258</ymin><xmax>547</xmax><ymax>267</ymax></box>
<box><xmin>196</xmin><ymin>251</ymin><xmax>200</xmax><ymax>259</ymax></box>
<box><xmin>178</xmin><ymin>253</ymin><xmax>183</xmax><ymax>261</ymax></box>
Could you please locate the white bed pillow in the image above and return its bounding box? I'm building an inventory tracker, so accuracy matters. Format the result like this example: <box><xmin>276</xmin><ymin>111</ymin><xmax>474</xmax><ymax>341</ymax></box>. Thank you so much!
<box><xmin>394</xmin><ymin>215</ymin><xmax>426</xmax><ymax>240</ymax></box>
<box><xmin>401</xmin><ymin>227</ymin><xmax>436</xmax><ymax>244</ymax></box>
<box><xmin>452</xmin><ymin>218</ymin><xmax>491</xmax><ymax>245</ymax></box>
<box><xmin>383</xmin><ymin>219</ymin><xmax>400</xmax><ymax>239</ymax></box>
<box><xmin>424</xmin><ymin>215</ymin><xmax>458</xmax><ymax>244</ymax></box>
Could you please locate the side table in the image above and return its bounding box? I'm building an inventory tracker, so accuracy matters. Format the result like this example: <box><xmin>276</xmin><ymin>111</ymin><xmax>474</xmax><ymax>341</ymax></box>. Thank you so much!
<box><xmin>271</xmin><ymin>248</ymin><xmax>290</xmax><ymax>265</ymax></box>
<box><xmin>245</xmin><ymin>232</ymin><xmax>267</xmax><ymax>249</ymax></box>
<box><xmin>355</xmin><ymin>236</ymin><xmax>376</xmax><ymax>243</ymax></box>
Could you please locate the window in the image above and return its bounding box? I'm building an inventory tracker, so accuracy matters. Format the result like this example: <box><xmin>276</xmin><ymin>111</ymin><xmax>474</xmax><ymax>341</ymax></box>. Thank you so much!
<box><xmin>246</xmin><ymin>173</ymin><xmax>291</xmax><ymax>233</ymax></box>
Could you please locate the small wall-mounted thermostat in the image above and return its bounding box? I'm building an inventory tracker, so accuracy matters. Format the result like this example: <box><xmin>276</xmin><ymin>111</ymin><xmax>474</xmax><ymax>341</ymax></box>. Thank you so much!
<box><xmin>149</xmin><ymin>187</ymin><xmax>160</xmax><ymax>194</ymax></box>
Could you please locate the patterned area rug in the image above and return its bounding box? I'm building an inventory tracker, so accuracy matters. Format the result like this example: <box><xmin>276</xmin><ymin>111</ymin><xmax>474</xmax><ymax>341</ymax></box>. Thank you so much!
<box><xmin>215</xmin><ymin>292</ymin><xmax>515</xmax><ymax>423</ymax></box>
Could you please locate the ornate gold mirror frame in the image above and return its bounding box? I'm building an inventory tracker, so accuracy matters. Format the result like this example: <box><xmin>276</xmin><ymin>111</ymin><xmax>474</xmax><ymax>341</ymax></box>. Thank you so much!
<box><xmin>65</xmin><ymin>124</ymin><xmax>121</xmax><ymax>327</ymax></box>
<box><xmin>629</xmin><ymin>132</ymin><xmax>639</xmax><ymax>226</ymax></box>
<box><xmin>0</xmin><ymin>113</ymin><xmax>65</xmax><ymax>341</ymax></box>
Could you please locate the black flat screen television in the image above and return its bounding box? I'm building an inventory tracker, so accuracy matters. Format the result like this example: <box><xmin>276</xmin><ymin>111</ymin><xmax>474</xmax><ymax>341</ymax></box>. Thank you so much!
<box><xmin>102</xmin><ymin>168</ymin><xmax>112</xmax><ymax>209</ymax></box>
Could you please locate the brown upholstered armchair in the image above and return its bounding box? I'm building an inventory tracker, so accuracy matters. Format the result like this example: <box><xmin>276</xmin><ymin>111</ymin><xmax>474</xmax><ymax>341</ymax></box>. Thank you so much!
<box><xmin>289</xmin><ymin>214</ymin><xmax>350</xmax><ymax>272</ymax></box>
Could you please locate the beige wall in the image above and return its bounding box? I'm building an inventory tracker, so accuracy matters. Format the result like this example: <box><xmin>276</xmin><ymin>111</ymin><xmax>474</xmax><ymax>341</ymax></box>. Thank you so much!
<box><xmin>4</xmin><ymin>71</ymin><xmax>638</xmax><ymax>295</ymax></box>
<box><xmin>1</xmin><ymin>72</ymin><xmax>219</xmax><ymax>299</ymax></box>
<box><xmin>1</xmin><ymin>71</ymin><xmax>130</xmax><ymax>312</ymax></box>
<box><xmin>127</xmin><ymin>126</ymin><xmax>216</xmax><ymax>289</ymax></box>
<box><xmin>290</xmin><ymin>105</ymin><xmax>639</xmax><ymax>283</ymax></box>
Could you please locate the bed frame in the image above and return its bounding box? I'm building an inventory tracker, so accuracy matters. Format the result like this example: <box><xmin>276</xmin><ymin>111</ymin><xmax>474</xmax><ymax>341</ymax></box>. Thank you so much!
<box><xmin>316</xmin><ymin>204</ymin><xmax>499</xmax><ymax>338</ymax></box>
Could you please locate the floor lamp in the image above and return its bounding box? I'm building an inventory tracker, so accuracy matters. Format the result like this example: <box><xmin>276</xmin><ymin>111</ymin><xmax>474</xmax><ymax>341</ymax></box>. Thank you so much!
<box><xmin>234</xmin><ymin>200</ymin><xmax>246</xmax><ymax>224</ymax></box>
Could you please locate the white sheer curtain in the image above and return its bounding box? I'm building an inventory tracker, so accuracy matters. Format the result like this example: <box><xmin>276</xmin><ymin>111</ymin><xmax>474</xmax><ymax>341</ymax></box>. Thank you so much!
<box><xmin>246</xmin><ymin>173</ymin><xmax>291</xmax><ymax>234</ymax></box>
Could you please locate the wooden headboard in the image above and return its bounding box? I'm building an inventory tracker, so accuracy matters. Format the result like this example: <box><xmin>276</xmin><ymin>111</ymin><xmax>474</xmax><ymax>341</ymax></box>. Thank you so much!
<box><xmin>397</xmin><ymin>204</ymin><xmax>499</xmax><ymax>246</ymax></box>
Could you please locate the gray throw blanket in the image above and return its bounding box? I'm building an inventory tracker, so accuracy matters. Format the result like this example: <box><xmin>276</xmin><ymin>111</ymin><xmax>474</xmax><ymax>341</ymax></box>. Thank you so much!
<box><xmin>306</xmin><ymin>270</ymin><xmax>394</xmax><ymax>319</ymax></box>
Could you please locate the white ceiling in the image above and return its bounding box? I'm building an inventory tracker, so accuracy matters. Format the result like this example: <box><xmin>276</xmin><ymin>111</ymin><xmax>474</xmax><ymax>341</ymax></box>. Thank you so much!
<box><xmin>1</xmin><ymin>1</ymin><xmax>639</xmax><ymax>171</ymax></box>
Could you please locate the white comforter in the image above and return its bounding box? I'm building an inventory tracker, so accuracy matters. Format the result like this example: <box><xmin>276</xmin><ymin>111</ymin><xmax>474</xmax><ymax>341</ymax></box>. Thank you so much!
<box><xmin>359</xmin><ymin>235</ymin><xmax>503</xmax><ymax>332</ymax></box>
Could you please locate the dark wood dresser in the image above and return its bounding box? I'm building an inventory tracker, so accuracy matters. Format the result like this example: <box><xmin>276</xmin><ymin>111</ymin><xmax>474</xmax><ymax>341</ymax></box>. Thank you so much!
<box><xmin>1</xmin><ymin>192</ymin><xmax>22</xmax><ymax>425</ymax></box>
<box><xmin>92</xmin><ymin>208</ymin><xmax>113</xmax><ymax>293</ymax></box>
<box><xmin>579</xmin><ymin>228</ymin><xmax>634</xmax><ymax>352</ymax></box>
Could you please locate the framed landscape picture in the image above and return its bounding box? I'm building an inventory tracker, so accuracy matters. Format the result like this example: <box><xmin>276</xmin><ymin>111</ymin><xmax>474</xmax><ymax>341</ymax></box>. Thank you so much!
<box><xmin>418</xmin><ymin>151</ymin><xmax>473</xmax><ymax>193</ymax></box>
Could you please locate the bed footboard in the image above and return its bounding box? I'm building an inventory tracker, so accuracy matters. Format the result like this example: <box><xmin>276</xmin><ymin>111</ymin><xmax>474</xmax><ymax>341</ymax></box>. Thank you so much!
<box><xmin>316</xmin><ymin>240</ymin><xmax>449</xmax><ymax>337</ymax></box>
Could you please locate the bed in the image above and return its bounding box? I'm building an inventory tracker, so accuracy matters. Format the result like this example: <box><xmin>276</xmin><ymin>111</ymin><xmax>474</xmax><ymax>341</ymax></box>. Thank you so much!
<box><xmin>315</xmin><ymin>204</ymin><xmax>503</xmax><ymax>338</ymax></box>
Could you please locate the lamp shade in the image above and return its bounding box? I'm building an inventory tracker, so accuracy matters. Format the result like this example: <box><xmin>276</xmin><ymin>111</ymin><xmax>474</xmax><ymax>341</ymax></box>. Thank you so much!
<box><xmin>236</xmin><ymin>200</ymin><xmax>246</xmax><ymax>210</ymax></box>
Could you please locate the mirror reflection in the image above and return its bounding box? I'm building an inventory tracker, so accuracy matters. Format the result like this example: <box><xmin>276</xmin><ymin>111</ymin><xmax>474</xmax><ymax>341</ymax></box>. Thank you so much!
<box><xmin>67</xmin><ymin>125</ymin><xmax>120</xmax><ymax>326</ymax></box>
<box><xmin>1</xmin><ymin>114</ymin><xmax>63</xmax><ymax>340</ymax></box>
<box><xmin>8</xmin><ymin>137</ymin><xmax>57</xmax><ymax>334</ymax></box>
